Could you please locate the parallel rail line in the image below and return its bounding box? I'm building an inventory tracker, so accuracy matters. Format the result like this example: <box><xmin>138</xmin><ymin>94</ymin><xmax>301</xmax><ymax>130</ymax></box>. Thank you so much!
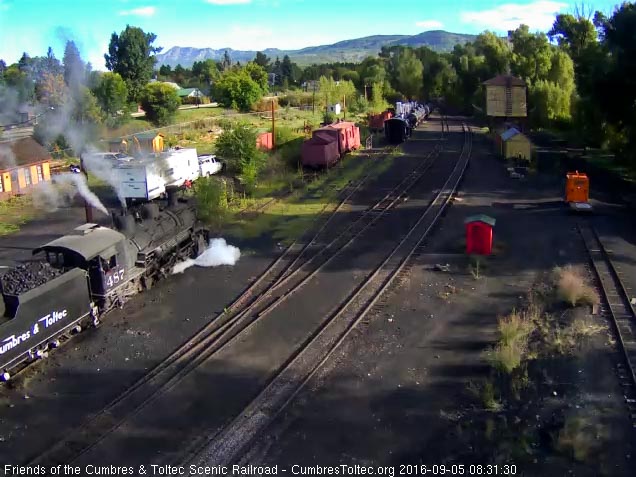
<box><xmin>29</xmin><ymin>115</ymin><xmax>449</xmax><ymax>466</ymax></box>
<box><xmin>184</xmin><ymin>121</ymin><xmax>471</xmax><ymax>467</ymax></box>
<box><xmin>578</xmin><ymin>223</ymin><xmax>636</xmax><ymax>428</ymax></box>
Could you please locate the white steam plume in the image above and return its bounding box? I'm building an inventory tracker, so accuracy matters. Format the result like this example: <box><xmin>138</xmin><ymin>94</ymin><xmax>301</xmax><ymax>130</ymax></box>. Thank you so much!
<box><xmin>0</xmin><ymin>85</ymin><xmax>21</xmax><ymax>129</ymax></box>
<box><xmin>31</xmin><ymin>178</ymin><xmax>76</xmax><ymax>211</ymax></box>
<box><xmin>0</xmin><ymin>143</ymin><xmax>16</xmax><ymax>169</ymax></box>
<box><xmin>81</xmin><ymin>145</ymin><xmax>127</xmax><ymax>206</ymax></box>
<box><xmin>51</xmin><ymin>173</ymin><xmax>109</xmax><ymax>215</ymax></box>
<box><xmin>172</xmin><ymin>238</ymin><xmax>241</xmax><ymax>274</ymax></box>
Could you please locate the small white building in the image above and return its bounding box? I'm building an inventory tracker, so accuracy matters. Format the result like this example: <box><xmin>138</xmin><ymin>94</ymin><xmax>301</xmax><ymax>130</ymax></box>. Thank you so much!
<box><xmin>328</xmin><ymin>103</ymin><xmax>341</xmax><ymax>115</ymax></box>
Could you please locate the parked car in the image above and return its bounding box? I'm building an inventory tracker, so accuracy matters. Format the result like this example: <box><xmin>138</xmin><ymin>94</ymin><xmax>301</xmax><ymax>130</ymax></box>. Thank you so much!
<box><xmin>82</xmin><ymin>152</ymin><xmax>134</xmax><ymax>163</ymax></box>
<box><xmin>198</xmin><ymin>155</ymin><xmax>224</xmax><ymax>176</ymax></box>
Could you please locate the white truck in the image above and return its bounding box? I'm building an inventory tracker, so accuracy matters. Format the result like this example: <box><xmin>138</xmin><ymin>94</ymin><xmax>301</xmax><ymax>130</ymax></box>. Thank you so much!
<box><xmin>114</xmin><ymin>148</ymin><xmax>200</xmax><ymax>202</ymax></box>
<box><xmin>198</xmin><ymin>154</ymin><xmax>224</xmax><ymax>176</ymax></box>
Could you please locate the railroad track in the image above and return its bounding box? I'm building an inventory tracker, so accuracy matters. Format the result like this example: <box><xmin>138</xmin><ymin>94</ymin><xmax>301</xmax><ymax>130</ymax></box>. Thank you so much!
<box><xmin>28</xmin><ymin>115</ymin><xmax>450</xmax><ymax>466</ymax></box>
<box><xmin>183</xmin><ymin>121</ymin><xmax>471</xmax><ymax>468</ymax></box>
<box><xmin>578</xmin><ymin>223</ymin><xmax>636</xmax><ymax>429</ymax></box>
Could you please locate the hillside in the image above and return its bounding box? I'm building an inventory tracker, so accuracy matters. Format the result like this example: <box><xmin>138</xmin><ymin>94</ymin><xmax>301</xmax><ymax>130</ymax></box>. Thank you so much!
<box><xmin>155</xmin><ymin>30</ymin><xmax>476</xmax><ymax>68</ymax></box>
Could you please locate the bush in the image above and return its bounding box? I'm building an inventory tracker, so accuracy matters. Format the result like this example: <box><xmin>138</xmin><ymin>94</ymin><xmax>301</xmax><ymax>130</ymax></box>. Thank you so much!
<box><xmin>323</xmin><ymin>111</ymin><xmax>335</xmax><ymax>125</ymax></box>
<box><xmin>193</xmin><ymin>176</ymin><xmax>228</xmax><ymax>229</ymax></box>
<box><xmin>275</xmin><ymin>126</ymin><xmax>300</xmax><ymax>147</ymax></box>
<box><xmin>485</xmin><ymin>342</ymin><xmax>526</xmax><ymax>374</ymax></box>
<box><xmin>553</xmin><ymin>265</ymin><xmax>599</xmax><ymax>307</ymax></box>
<box><xmin>139</xmin><ymin>83</ymin><xmax>180</xmax><ymax>126</ymax></box>
<box><xmin>252</xmin><ymin>97</ymin><xmax>278</xmax><ymax>112</ymax></box>
<box><xmin>215</xmin><ymin>122</ymin><xmax>266</xmax><ymax>194</ymax></box>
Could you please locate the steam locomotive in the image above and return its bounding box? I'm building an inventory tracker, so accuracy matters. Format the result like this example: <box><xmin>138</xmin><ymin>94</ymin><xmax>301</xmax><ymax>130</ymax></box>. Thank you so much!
<box><xmin>0</xmin><ymin>195</ymin><xmax>209</xmax><ymax>381</ymax></box>
<box><xmin>384</xmin><ymin>103</ymin><xmax>431</xmax><ymax>144</ymax></box>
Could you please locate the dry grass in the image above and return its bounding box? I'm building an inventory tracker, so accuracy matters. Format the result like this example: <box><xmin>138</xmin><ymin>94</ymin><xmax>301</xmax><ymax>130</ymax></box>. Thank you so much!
<box><xmin>484</xmin><ymin>309</ymin><xmax>535</xmax><ymax>374</ymax></box>
<box><xmin>467</xmin><ymin>380</ymin><xmax>502</xmax><ymax>411</ymax></box>
<box><xmin>556</xmin><ymin>415</ymin><xmax>606</xmax><ymax>463</ymax></box>
<box><xmin>485</xmin><ymin>341</ymin><xmax>527</xmax><ymax>374</ymax></box>
<box><xmin>553</xmin><ymin>265</ymin><xmax>599</xmax><ymax>307</ymax></box>
<box><xmin>498</xmin><ymin>309</ymin><xmax>534</xmax><ymax>347</ymax></box>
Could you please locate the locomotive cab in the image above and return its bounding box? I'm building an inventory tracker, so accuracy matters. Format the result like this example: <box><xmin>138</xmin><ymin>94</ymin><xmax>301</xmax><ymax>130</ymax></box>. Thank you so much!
<box><xmin>34</xmin><ymin>224</ymin><xmax>140</xmax><ymax>311</ymax></box>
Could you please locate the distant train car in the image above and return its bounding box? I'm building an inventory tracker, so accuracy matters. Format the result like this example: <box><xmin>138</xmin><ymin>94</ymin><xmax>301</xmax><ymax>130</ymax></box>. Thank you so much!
<box><xmin>301</xmin><ymin>122</ymin><xmax>360</xmax><ymax>169</ymax></box>
<box><xmin>385</xmin><ymin>117</ymin><xmax>411</xmax><ymax>144</ymax></box>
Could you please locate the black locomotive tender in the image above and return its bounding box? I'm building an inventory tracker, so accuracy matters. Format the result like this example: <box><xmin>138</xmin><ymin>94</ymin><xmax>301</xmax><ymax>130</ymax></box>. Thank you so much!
<box><xmin>384</xmin><ymin>102</ymin><xmax>430</xmax><ymax>145</ymax></box>
<box><xmin>0</xmin><ymin>196</ymin><xmax>209</xmax><ymax>380</ymax></box>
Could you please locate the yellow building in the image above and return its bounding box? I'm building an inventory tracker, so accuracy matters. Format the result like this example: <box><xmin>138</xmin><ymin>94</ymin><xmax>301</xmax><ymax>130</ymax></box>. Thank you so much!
<box><xmin>131</xmin><ymin>132</ymin><xmax>164</xmax><ymax>154</ymax></box>
<box><xmin>483</xmin><ymin>75</ymin><xmax>527</xmax><ymax>118</ymax></box>
<box><xmin>0</xmin><ymin>137</ymin><xmax>52</xmax><ymax>200</ymax></box>
<box><xmin>500</xmin><ymin>128</ymin><xmax>532</xmax><ymax>161</ymax></box>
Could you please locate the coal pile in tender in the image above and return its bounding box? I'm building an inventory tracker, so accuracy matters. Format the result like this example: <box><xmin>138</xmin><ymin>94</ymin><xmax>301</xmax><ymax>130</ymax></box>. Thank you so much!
<box><xmin>0</xmin><ymin>262</ymin><xmax>65</xmax><ymax>295</ymax></box>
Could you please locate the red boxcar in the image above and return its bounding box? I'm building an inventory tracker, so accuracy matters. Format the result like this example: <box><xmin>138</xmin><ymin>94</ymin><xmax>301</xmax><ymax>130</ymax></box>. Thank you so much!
<box><xmin>312</xmin><ymin>127</ymin><xmax>345</xmax><ymax>155</ymax></box>
<box><xmin>330</xmin><ymin>121</ymin><xmax>361</xmax><ymax>151</ymax></box>
<box><xmin>368</xmin><ymin>111</ymin><xmax>393</xmax><ymax>131</ymax></box>
<box><xmin>256</xmin><ymin>132</ymin><xmax>273</xmax><ymax>150</ymax></box>
<box><xmin>301</xmin><ymin>133</ymin><xmax>340</xmax><ymax>168</ymax></box>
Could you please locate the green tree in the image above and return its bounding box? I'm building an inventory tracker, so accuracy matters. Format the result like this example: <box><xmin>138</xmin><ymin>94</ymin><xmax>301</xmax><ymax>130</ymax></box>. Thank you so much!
<box><xmin>244</xmin><ymin>62</ymin><xmax>268</xmax><ymax>93</ymax></box>
<box><xmin>510</xmin><ymin>25</ymin><xmax>552</xmax><ymax>84</ymax></box>
<box><xmin>139</xmin><ymin>82</ymin><xmax>180</xmax><ymax>126</ymax></box>
<box><xmin>72</xmin><ymin>87</ymin><xmax>103</xmax><ymax>125</ymax></box>
<box><xmin>222</xmin><ymin>50</ymin><xmax>232</xmax><ymax>71</ymax></box>
<box><xmin>594</xmin><ymin>2</ymin><xmax>636</xmax><ymax>159</ymax></box>
<box><xmin>63</xmin><ymin>40</ymin><xmax>85</xmax><ymax>92</ymax></box>
<box><xmin>92</xmin><ymin>72</ymin><xmax>129</xmax><ymax>127</ymax></box>
<box><xmin>214</xmin><ymin>122</ymin><xmax>265</xmax><ymax>192</ymax></box>
<box><xmin>281</xmin><ymin>55</ymin><xmax>293</xmax><ymax>84</ymax></box>
<box><xmin>473</xmin><ymin>31</ymin><xmax>511</xmax><ymax>78</ymax></box>
<box><xmin>105</xmin><ymin>25</ymin><xmax>162</xmax><ymax>103</ymax></box>
<box><xmin>396</xmin><ymin>48</ymin><xmax>423</xmax><ymax>99</ymax></box>
<box><xmin>213</xmin><ymin>68</ymin><xmax>264</xmax><ymax>112</ymax></box>
<box><xmin>254</xmin><ymin>51</ymin><xmax>270</xmax><ymax>69</ymax></box>
<box><xmin>158</xmin><ymin>64</ymin><xmax>172</xmax><ymax>77</ymax></box>
<box><xmin>35</xmin><ymin>72</ymin><xmax>67</xmax><ymax>107</ymax></box>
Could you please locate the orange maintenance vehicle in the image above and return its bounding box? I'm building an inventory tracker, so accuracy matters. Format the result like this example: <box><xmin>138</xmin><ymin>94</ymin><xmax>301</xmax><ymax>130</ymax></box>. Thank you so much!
<box><xmin>565</xmin><ymin>171</ymin><xmax>593</xmax><ymax>212</ymax></box>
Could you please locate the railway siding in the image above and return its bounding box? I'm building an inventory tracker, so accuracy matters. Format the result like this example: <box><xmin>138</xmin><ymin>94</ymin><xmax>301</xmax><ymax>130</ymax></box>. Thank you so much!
<box><xmin>27</xmin><ymin>117</ymin><xmax>451</xmax><ymax>467</ymax></box>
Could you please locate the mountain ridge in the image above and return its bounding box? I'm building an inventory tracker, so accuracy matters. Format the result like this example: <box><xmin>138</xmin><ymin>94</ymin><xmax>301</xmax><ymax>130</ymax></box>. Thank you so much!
<box><xmin>155</xmin><ymin>30</ymin><xmax>476</xmax><ymax>68</ymax></box>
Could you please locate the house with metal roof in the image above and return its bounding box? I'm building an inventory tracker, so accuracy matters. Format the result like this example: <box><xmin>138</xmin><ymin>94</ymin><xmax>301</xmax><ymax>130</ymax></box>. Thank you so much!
<box><xmin>0</xmin><ymin>137</ymin><xmax>52</xmax><ymax>201</ymax></box>
<box><xmin>498</xmin><ymin>127</ymin><xmax>532</xmax><ymax>161</ymax></box>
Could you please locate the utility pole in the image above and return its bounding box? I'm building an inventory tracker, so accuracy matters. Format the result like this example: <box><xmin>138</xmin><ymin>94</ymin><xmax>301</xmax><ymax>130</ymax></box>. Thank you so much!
<box><xmin>312</xmin><ymin>82</ymin><xmax>316</xmax><ymax>115</ymax></box>
<box><xmin>271</xmin><ymin>100</ymin><xmax>276</xmax><ymax>150</ymax></box>
<box><xmin>343</xmin><ymin>95</ymin><xmax>346</xmax><ymax>121</ymax></box>
<box><xmin>364</xmin><ymin>84</ymin><xmax>368</xmax><ymax>102</ymax></box>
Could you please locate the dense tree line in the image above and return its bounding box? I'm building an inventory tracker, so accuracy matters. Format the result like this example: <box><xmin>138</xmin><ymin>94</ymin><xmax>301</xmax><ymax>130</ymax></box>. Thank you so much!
<box><xmin>2</xmin><ymin>3</ymin><xmax>636</xmax><ymax>163</ymax></box>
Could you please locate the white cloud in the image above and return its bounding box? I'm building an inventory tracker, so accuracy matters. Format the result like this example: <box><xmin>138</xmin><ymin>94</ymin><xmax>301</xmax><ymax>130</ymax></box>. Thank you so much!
<box><xmin>119</xmin><ymin>6</ymin><xmax>156</xmax><ymax>16</ymax></box>
<box><xmin>415</xmin><ymin>20</ymin><xmax>444</xmax><ymax>29</ymax></box>
<box><xmin>460</xmin><ymin>1</ymin><xmax>567</xmax><ymax>31</ymax></box>
<box><xmin>205</xmin><ymin>0</ymin><xmax>251</xmax><ymax>4</ymax></box>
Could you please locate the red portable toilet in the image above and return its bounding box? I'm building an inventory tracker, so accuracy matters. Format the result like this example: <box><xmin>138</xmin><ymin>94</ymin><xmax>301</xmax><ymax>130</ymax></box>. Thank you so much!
<box><xmin>464</xmin><ymin>214</ymin><xmax>496</xmax><ymax>256</ymax></box>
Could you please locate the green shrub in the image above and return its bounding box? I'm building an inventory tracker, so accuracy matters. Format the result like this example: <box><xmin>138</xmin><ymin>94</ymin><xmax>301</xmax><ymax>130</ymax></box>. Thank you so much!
<box><xmin>193</xmin><ymin>176</ymin><xmax>228</xmax><ymax>228</ymax></box>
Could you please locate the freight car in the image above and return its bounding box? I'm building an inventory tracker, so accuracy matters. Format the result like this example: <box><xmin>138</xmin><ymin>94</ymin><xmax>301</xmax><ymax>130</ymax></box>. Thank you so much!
<box><xmin>301</xmin><ymin>122</ymin><xmax>360</xmax><ymax>169</ymax></box>
<box><xmin>384</xmin><ymin>117</ymin><xmax>412</xmax><ymax>144</ymax></box>
<box><xmin>0</xmin><ymin>196</ymin><xmax>209</xmax><ymax>381</ymax></box>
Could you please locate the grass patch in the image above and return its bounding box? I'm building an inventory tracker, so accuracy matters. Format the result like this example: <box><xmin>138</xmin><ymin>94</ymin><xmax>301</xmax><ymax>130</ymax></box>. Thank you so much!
<box><xmin>467</xmin><ymin>379</ymin><xmax>502</xmax><ymax>411</ymax></box>
<box><xmin>553</xmin><ymin>265</ymin><xmax>599</xmax><ymax>307</ymax></box>
<box><xmin>556</xmin><ymin>415</ymin><xmax>606</xmax><ymax>463</ymax></box>
<box><xmin>0</xmin><ymin>195</ymin><xmax>39</xmax><ymax>236</ymax></box>
<box><xmin>227</xmin><ymin>152</ymin><xmax>393</xmax><ymax>244</ymax></box>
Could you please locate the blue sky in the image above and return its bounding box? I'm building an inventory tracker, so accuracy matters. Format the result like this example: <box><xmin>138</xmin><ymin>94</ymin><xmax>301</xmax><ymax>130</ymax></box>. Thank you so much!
<box><xmin>0</xmin><ymin>0</ymin><xmax>622</xmax><ymax>70</ymax></box>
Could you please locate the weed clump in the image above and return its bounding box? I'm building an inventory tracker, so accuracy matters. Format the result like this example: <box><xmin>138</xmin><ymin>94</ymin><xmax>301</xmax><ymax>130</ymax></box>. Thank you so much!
<box><xmin>553</xmin><ymin>266</ymin><xmax>599</xmax><ymax>307</ymax></box>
